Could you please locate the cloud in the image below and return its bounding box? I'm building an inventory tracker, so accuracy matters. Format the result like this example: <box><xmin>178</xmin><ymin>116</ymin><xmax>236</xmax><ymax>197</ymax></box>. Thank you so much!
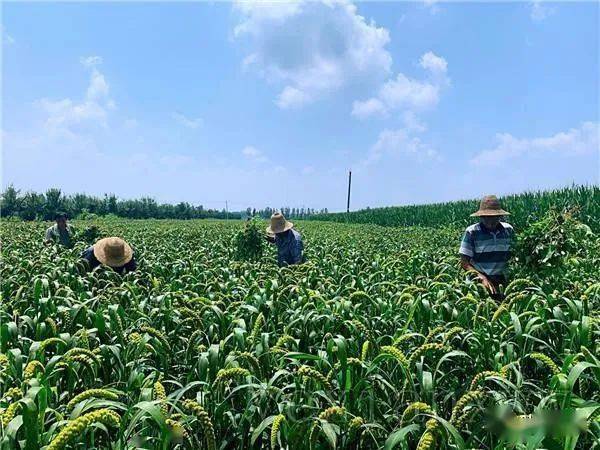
<box><xmin>234</xmin><ymin>0</ymin><xmax>392</xmax><ymax>109</ymax></box>
<box><xmin>3</xmin><ymin>33</ymin><xmax>15</xmax><ymax>45</ymax></box>
<box><xmin>87</xmin><ymin>68</ymin><xmax>110</xmax><ymax>101</ymax></box>
<box><xmin>242</xmin><ymin>145</ymin><xmax>268</xmax><ymax>162</ymax></box>
<box><xmin>352</xmin><ymin>98</ymin><xmax>387</xmax><ymax>119</ymax></box>
<box><xmin>276</xmin><ymin>86</ymin><xmax>312</xmax><ymax>109</ymax></box>
<box><xmin>352</xmin><ymin>51</ymin><xmax>449</xmax><ymax>119</ymax></box>
<box><xmin>172</xmin><ymin>112</ymin><xmax>203</xmax><ymax>129</ymax></box>
<box><xmin>470</xmin><ymin>122</ymin><xmax>599</xmax><ymax>166</ymax></box>
<box><xmin>420</xmin><ymin>51</ymin><xmax>448</xmax><ymax>78</ymax></box>
<box><xmin>530</xmin><ymin>0</ymin><xmax>556</xmax><ymax>22</ymax></box>
<box><xmin>35</xmin><ymin>59</ymin><xmax>114</xmax><ymax>137</ymax></box>
<box><xmin>423</xmin><ymin>0</ymin><xmax>441</xmax><ymax>15</ymax></box>
<box><xmin>80</xmin><ymin>56</ymin><xmax>103</xmax><ymax>68</ymax></box>
<box><xmin>364</xmin><ymin>127</ymin><xmax>440</xmax><ymax>166</ymax></box>
<box><xmin>2</xmin><ymin>25</ymin><xmax>15</xmax><ymax>45</ymax></box>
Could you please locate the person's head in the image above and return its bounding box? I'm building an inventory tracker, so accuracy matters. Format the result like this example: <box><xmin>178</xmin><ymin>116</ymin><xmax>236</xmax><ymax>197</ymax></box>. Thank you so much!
<box><xmin>470</xmin><ymin>195</ymin><xmax>510</xmax><ymax>229</ymax></box>
<box><xmin>55</xmin><ymin>212</ymin><xmax>68</xmax><ymax>229</ymax></box>
<box><xmin>481</xmin><ymin>215</ymin><xmax>502</xmax><ymax>229</ymax></box>
<box><xmin>266</xmin><ymin>212</ymin><xmax>294</xmax><ymax>236</ymax></box>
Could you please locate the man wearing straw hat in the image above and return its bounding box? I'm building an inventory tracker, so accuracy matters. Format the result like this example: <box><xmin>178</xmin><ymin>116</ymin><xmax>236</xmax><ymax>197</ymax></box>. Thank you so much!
<box><xmin>459</xmin><ymin>195</ymin><xmax>514</xmax><ymax>301</ymax></box>
<box><xmin>266</xmin><ymin>212</ymin><xmax>304</xmax><ymax>267</ymax></box>
<box><xmin>81</xmin><ymin>237</ymin><xmax>137</xmax><ymax>274</ymax></box>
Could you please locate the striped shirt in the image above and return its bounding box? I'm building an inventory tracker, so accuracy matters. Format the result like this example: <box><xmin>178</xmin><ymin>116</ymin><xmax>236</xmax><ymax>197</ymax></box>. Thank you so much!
<box><xmin>459</xmin><ymin>222</ymin><xmax>514</xmax><ymax>276</ymax></box>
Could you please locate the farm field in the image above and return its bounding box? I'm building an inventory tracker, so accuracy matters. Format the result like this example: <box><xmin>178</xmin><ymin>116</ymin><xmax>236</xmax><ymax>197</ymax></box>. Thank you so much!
<box><xmin>1</xmin><ymin>217</ymin><xmax>599</xmax><ymax>449</ymax></box>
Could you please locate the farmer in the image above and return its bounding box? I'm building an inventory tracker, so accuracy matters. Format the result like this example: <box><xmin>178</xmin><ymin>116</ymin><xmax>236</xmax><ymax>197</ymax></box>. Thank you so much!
<box><xmin>459</xmin><ymin>195</ymin><xmax>514</xmax><ymax>301</ymax></box>
<box><xmin>266</xmin><ymin>212</ymin><xmax>304</xmax><ymax>267</ymax></box>
<box><xmin>81</xmin><ymin>237</ymin><xmax>137</xmax><ymax>274</ymax></box>
<box><xmin>44</xmin><ymin>212</ymin><xmax>75</xmax><ymax>247</ymax></box>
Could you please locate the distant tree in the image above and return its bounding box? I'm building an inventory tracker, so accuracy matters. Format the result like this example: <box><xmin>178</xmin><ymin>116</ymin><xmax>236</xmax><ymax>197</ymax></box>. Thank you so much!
<box><xmin>44</xmin><ymin>188</ymin><xmax>63</xmax><ymax>220</ymax></box>
<box><xmin>21</xmin><ymin>192</ymin><xmax>45</xmax><ymax>221</ymax></box>
<box><xmin>0</xmin><ymin>184</ymin><xmax>21</xmax><ymax>217</ymax></box>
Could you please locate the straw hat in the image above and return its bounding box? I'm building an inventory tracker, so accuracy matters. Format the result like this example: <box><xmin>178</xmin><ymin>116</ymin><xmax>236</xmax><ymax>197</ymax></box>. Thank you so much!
<box><xmin>266</xmin><ymin>212</ymin><xmax>294</xmax><ymax>235</ymax></box>
<box><xmin>93</xmin><ymin>237</ymin><xmax>133</xmax><ymax>267</ymax></box>
<box><xmin>470</xmin><ymin>195</ymin><xmax>510</xmax><ymax>217</ymax></box>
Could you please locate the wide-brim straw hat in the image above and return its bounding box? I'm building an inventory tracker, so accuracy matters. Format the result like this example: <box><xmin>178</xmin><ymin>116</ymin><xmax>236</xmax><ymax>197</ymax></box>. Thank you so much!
<box><xmin>93</xmin><ymin>237</ymin><xmax>133</xmax><ymax>267</ymax></box>
<box><xmin>266</xmin><ymin>212</ymin><xmax>294</xmax><ymax>235</ymax></box>
<box><xmin>471</xmin><ymin>195</ymin><xmax>510</xmax><ymax>217</ymax></box>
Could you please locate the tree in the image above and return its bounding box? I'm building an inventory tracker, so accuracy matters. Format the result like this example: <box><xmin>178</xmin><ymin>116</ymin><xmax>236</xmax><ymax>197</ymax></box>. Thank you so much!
<box><xmin>44</xmin><ymin>188</ymin><xmax>63</xmax><ymax>220</ymax></box>
<box><xmin>21</xmin><ymin>192</ymin><xmax>45</xmax><ymax>220</ymax></box>
<box><xmin>0</xmin><ymin>184</ymin><xmax>21</xmax><ymax>217</ymax></box>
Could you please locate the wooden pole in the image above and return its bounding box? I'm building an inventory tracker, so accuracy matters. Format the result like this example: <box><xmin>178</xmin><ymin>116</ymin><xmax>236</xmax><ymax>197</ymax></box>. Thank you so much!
<box><xmin>346</xmin><ymin>170</ymin><xmax>352</xmax><ymax>213</ymax></box>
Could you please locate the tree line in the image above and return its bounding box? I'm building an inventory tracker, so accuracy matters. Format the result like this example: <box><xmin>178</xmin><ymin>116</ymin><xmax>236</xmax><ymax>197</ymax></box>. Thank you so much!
<box><xmin>0</xmin><ymin>185</ymin><xmax>327</xmax><ymax>221</ymax></box>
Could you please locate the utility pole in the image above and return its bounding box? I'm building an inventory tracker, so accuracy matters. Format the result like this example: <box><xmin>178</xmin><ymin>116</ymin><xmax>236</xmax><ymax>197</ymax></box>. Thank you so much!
<box><xmin>225</xmin><ymin>200</ymin><xmax>229</xmax><ymax>221</ymax></box>
<box><xmin>346</xmin><ymin>170</ymin><xmax>352</xmax><ymax>213</ymax></box>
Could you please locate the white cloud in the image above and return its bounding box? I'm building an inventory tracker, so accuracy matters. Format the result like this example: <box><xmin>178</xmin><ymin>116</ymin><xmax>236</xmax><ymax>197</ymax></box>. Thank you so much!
<box><xmin>401</xmin><ymin>111</ymin><xmax>427</xmax><ymax>133</ymax></box>
<box><xmin>276</xmin><ymin>86</ymin><xmax>312</xmax><ymax>109</ymax></box>
<box><xmin>364</xmin><ymin>127</ymin><xmax>439</xmax><ymax>166</ymax></box>
<box><xmin>172</xmin><ymin>112</ymin><xmax>203</xmax><ymax>129</ymax></box>
<box><xmin>423</xmin><ymin>0</ymin><xmax>441</xmax><ymax>15</ymax></box>
<box><xmin>242</xmin><ymin>145</ymin><xmax>268</xmax><ymax>162</ymax></box>
<box><xmin>3</xmin><ymin>33</ymin><xmax>15</xmax><ymax>45</ymax></box>
<box><xmin>2</xmin><ymin>25</ymin><xmax>15</xmax><ymax>45</ymax></box>
<box><xmin>352</xmin><ymin>51</ymin><xmax>449</xmax><ymax>119</ymax></box>
<box><xmin>87</xmin><ymin>68</ymin><xmax>110</xmax><ymax>101</ymax></box>
<box><xmin>352</xmin><ymin>98</ymin><xmax>387</xmax><ymax>119</ymax></box>
<box><xmin>470</xmin><ymin>122</ymin><xmax>599</xmax><ymax>166</ymax></box>
<box><xmin>380</xmin><ymin>73</ymin><xmax>440</xmax><ymax>112</ymax></box>
<box><xmin>80</xmin><ymin>56</ymin><xmax>103</xmax><ymax>68</ymax></box>
<box><xmin>234</xmin><ymin>0</ymin><xmax>392</xmax><ymax>109</ymax></box>
<box><xmin>420</xmin><ymin>51</ymin><xmax>448</xmax><ymax>78</ymax></box>
<box><xmin>35</xmin><ymin>61</ymin><xmax>114</xmax><ymax>137</ymax></box>
<box><xmin>530</xmin><ymin>0</ymin><xmax>556</xmax><ymax>22</ymax></box>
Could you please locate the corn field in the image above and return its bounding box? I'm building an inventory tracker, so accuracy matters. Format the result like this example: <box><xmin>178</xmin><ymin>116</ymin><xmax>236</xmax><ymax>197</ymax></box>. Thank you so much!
<box><xmin>1</xmin><ymin>217</ymin><xmax>599</xmax><ymax>449</ymax></box>
<box><xmin>313</xmin><ymin>185</ymin><xmax>600</xmax><ymax>232</ymax></box>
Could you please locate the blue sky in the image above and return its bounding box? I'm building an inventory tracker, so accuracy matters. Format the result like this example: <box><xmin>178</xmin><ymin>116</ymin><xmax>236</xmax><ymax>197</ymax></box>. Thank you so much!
<box><xmin>2</xmin><ymin>1</ymin><xmax>598</xmax><ymax>212</ymax></box>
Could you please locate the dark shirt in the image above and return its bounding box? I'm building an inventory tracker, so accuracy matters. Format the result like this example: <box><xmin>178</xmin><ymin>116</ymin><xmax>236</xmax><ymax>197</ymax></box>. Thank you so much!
<box><xmin>274</xmin><ymin>229</ymin><xmax>304</xmax><ymax>267</ymax></box>
<box><xmin>81</xmin><ymin>246</ymin><xmax>137</xmax><ymax>274</ymax></box>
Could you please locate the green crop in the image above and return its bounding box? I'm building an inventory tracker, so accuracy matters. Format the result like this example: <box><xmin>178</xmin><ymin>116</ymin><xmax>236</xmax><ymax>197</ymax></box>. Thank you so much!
<box><xmin>1</xmin><ymin>207</ymin><xmax>599</xmax><ymax>449</ymax></box>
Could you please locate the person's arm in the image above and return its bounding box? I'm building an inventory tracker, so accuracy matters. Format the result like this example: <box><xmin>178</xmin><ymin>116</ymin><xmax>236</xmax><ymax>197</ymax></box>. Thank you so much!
<box><xmin>124</xmin><ymin>256</ymin><xmax>137</xmax><ymax>273</ymax></box>
<box><xmin>460</xmin><ymin>254</ymin><xmax>497</xmax><ymax>294</ymax></box>
<box><xmin>291</xmin><ymin>235</ymin><xmax>303</xmax><ymax>264</ymax></box>
<box><xmin>80</xmin><ymin>246</ymin><xmax>99</xmax><ymax>271</ymax></box>
<box><xmin>265</xmin><ymin>234</ymin><xmax>275</xmax><ymax>244</ymax></box>
<box><xmin>44</xmin><ymin>227</ymin><xmax>55</xmax><ymax>244</ymax></box>
<box><xmin>459</xmin><ymin>230</ymin><xmax>497</xmax><ymax>294</ymax></box>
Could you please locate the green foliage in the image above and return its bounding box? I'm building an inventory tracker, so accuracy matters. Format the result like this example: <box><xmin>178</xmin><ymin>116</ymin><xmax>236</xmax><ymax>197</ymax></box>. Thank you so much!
<box><xmin>0</xmin><ymin>214</ymin><xmax>599</xmax><ymax>449</ymax></box>
<box><xmin>77</xmin><ymin>224</ymin><xmax>105</xmax><ymax>245</ymax></box>
<box><xmin>233</xmin><ymin>217</ymin><xmax>265</xmax><ymax>261</ymax></box>
<box><xmin>516</xmin><ymin>208</ymin><xmax>593</xmax><ymax>272</ymax></box>
<box><xmin>313</xmin><ymin>185</ymin><xmax>600</xmax><ymax>231</ymax></box>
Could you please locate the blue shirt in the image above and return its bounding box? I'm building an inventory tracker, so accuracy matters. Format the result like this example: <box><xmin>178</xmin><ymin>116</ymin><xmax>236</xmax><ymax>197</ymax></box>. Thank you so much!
<box><xmin>275</xmin><ymin>229</ymin><xmax>304</xmax><ymax>267</ymax></box>
<box><xmin>459</xmin><ymin>222</ymin><xmax>514</xmax><ymax>276</ymax></box>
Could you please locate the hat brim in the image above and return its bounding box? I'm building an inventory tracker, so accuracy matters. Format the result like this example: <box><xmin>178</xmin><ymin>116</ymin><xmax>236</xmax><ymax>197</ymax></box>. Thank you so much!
<box><xmin>470</xmin><ymin>209</ymin><xmax>510</xmax><ymax>217</ymax></box>
<box><xmin>93</xmin><ymin>238</ymin><xmax>133</xmax><ymax>267</ymax></box>
<box><xmin>266</xmin><ymin>220</ymin><xmax>294</xmax><ymax>235</ymax></box>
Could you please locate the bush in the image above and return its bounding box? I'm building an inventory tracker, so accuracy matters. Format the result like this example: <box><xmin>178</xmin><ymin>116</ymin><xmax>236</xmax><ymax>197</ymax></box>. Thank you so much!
<box><xmin>76</xmin><ymin>210</ymin><xmax>99</xmax><ymax>220</ymax></box>
<box><xmin>78</xmin><ymin>225</ymin><xmax>106</xmax><ymax>245</ymax></box>
<box><xmin>516</xmin><ymin>208</ymin><xmax>592</xmax><ymax>272</ymax></box>
<box><xmin>233</xmin><ymin>218</ymin><xmax>265</xmax><ymax>261</ymax></box>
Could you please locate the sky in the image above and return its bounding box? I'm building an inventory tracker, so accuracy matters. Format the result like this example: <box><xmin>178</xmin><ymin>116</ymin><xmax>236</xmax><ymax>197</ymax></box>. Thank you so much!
<box><xmin>2</xmin><ymin>1</ymin><xmax>599</xmax><ymax>212</ymax></box>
